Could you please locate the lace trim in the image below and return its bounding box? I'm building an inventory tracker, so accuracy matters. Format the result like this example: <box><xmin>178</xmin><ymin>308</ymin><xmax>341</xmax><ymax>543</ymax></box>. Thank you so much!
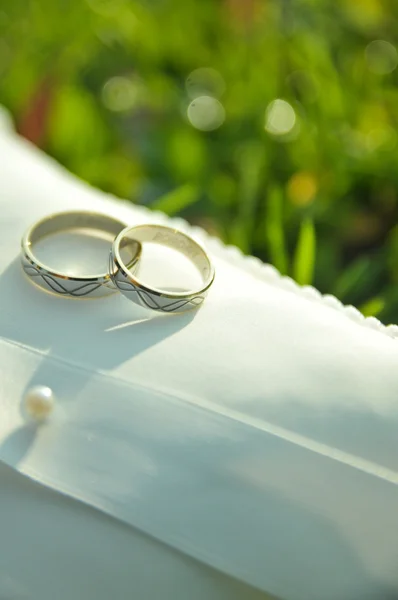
<box><xmin>110</xmin><ymin>200</ymin><xmax>398</xmax><ymax>340</ymax></box>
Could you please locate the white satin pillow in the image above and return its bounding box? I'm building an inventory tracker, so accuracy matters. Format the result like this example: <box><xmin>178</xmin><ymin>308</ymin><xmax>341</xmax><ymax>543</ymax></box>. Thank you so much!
<box><xmin>0</xmin><ymin>114</ymin><xmax>398</xmax><ymax>600</ymax></box>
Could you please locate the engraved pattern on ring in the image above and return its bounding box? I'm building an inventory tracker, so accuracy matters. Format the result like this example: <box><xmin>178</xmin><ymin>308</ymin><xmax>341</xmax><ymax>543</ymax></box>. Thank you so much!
<box><xmin>109</xmin><ymin>251</ymin><xmax>206</xmax><ymax>313</ymax></box>
<box><xmin>21</xmin><ymin>252</ymin><xmax>115</xmax><ymax>298</ymax></box>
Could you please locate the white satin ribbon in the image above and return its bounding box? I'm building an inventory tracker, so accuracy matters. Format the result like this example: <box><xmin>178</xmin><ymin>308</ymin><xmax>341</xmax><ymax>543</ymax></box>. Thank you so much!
<box><xmin>1</xmin><ymin>340</ymin><xmax>398</xmax><ymax>599</ymax></box>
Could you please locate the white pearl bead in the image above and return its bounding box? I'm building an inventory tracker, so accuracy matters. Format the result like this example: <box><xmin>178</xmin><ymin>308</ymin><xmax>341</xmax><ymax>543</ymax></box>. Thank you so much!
<box><xmin>24</xmin><ymin>385</ymin><xmax>55</xmax><ymax>421</ymax></box>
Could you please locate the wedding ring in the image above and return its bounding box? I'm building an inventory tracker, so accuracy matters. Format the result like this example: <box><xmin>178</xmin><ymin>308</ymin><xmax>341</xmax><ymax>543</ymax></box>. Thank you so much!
<box><xmin>21</xmin><ymin>211</ymin><xmax>141</xmax><ymax>298</ymax></box>
<box><xmin>109</xmin><ymin>224</ymin><xmax>215</xmax><ymax>313</ymax></box>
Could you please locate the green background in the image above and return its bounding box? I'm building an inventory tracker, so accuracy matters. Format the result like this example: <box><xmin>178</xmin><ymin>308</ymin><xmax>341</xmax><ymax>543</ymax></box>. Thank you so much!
<box><xmin>1</xmin><ymin>0</ymin><xmax>398</xmax><ymax>323</ymax></box>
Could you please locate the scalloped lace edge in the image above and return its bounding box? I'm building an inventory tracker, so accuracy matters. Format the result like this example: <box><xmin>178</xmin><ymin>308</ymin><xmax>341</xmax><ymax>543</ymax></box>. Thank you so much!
<box><xmin>109</xmin><ymin>198</ymin><xmax>398</xmax><ymax>340</ymax></box>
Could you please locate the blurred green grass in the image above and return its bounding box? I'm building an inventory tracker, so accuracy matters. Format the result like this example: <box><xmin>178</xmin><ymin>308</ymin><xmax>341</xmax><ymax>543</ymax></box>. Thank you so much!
<box><xmin>1</xmin><ymin>0</ymin><xmax>398</xmax><ymax>323</ymax></box>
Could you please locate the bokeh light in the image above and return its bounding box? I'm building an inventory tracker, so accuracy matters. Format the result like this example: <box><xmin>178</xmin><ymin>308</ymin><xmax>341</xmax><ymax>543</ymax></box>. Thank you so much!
<box><xmin>102</xmin><ymin>76</ymin><xmax>140</xmax><ymax>112</ymax></box>
<box><xmin>185</xmin><ymin>68</ymin><xmax>226</xmax><ymax>100</ymax></box>
<box><xmin>365</xmin><ymin>40</ymin><xmax>398</xmax><ymax>75</ymax></box>
<box><xmin>287</xmin><ymin>172</ymin><xmax>317</xmax><ymax>206</ymax></box>
<box><xmin>187</xmin><ymin>96</ymin><xmax>225</xmax><ymax>131</ymax></box>
<box><xmin>265</xmin><ymin>99</ymin><xmax>296</xmax><ymax>136</ymax></box>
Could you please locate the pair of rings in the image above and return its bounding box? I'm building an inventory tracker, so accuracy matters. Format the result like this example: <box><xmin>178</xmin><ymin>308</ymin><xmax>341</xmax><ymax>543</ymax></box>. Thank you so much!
<box><xmin>21</xmin><ymin>211</ymin><xmax>215</xmax><ymax>314</ymax></box>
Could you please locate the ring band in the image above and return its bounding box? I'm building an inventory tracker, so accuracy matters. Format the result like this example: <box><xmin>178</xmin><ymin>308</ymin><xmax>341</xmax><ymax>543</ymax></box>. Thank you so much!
<box><xmin>109</xmin><ymin>224</ymin><xmax>215</xmax><ymax>313</ymax></box>
<box><xmin>21</xmin><ymin>211</ymin><xmax>141</xmax><ymax>298</ymax></box>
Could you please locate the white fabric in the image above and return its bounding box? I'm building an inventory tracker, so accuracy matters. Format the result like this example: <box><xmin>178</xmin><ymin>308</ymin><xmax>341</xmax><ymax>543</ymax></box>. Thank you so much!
<box><xmin>1</xmin><ymin>126</ymin><xmax>398</xmax><ymax>600</ymax></box>
<box><xmin>0</xmin><ymin>463</ymin><xmax>266</xmax><ymax>600</ymax></box>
